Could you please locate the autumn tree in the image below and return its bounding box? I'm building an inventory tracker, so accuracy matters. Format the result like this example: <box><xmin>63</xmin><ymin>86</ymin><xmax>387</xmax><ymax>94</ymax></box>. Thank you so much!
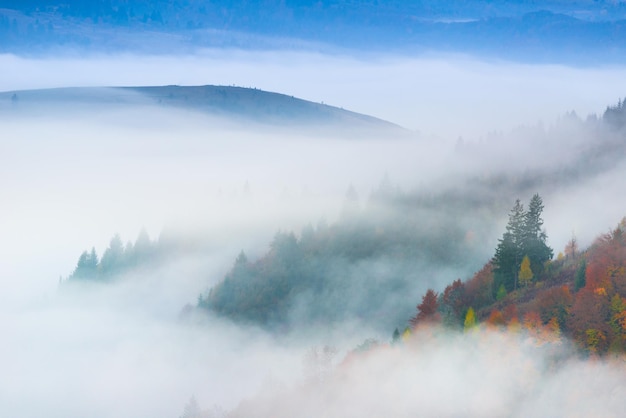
<box><xmin>568</xmin><ymin>288</ymin><xmax>611</xmax><ymax>354</ymax></box>
<box><xmin>439</xmin><ymin>279</ymin><xmax>466</xmax><ymax>328</ymax></box>
<box><xmin>486</xmin><ymin>309</ymin><xmax>505</xmax><ymax>327</ymax></box>
<box><xmin>564</xmin><ymin>235</ymin><xmax>578</xmax><ymax>259</ymax></box>
<box><xmin>409</xmin><ymin>289</ymin><xmax>440</xmax><ymax>328</ymax></box>
<box><xmin>465</xmin><ymin>262</ymin><xmax>494</xmax><ymax>310</ymax></box>
<box><xmin>523</xmin><ymin>311</ymin><xmax>543</xmax><ymax>338</ymax></box>
<box><xmin>464</xmin><ymin>307</ymin><xmax>476</xmax><ymax>330</ymax></box>
<box><xmin>519</xmin><ymin>255</ymin><xmax>533</xmax><ymax>287</ymax></box>
<box><xmin>609</xmin><ymin>294</ymin><xmax>626</xmax><ymax>352</ymax></box>
<box><xmin>585</xmin><ymin>223</ymin><xmax>626</xmax><ymax>296</ymax></box>
<box><xmin>546</xmin><ymin>317</ymin><xmax>561</xmax><ymax>341</ymax></box>
<box><xmin>533</xmin><ymin>285</ymin><xmax>572</xmax><ymax>329</ymax></box>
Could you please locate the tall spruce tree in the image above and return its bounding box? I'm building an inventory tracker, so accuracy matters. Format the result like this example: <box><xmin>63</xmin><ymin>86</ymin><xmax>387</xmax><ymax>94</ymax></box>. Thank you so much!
<box><xmin>493</xmin><ymin>199</ymin><xmax>525</xmax><ymax>294</ymax></box>
<box><xmin>492</xmin><ymin>195</ymin><xmax>552</xmax><ymax>295</ymax></box>
<box><xmin>522</xmin><ymin>194</ymin><xmax>553</xmax><ymax>275</ymax></box>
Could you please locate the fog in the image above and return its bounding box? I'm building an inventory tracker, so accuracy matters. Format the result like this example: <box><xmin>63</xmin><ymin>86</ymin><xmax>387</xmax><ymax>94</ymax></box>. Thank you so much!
<box><xmin>231</xmin><ymin>328</ymin><xmax>626</xmax><ymax>417</ymax></box>
<box><xmin>2</xmin><ymin>50</ymin><xmax>626</xmax><ymax>417</ymax></box>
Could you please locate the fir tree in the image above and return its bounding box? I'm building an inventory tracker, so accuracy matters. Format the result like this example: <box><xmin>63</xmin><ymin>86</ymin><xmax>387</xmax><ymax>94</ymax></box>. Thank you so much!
<box><xmin>493</xmin><ymin>199</ymin><xmax>525</xmax><ymax>294</ymax></box>
<box><xmin>522</xmin><ymin>194</ymin><xmax>553</xmax><ymax>275</ymax></box>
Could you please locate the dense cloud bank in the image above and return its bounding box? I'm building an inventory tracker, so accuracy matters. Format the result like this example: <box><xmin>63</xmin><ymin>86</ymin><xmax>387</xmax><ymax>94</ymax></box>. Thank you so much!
<box><xmin>230</xmin><ymin>328</ymin><xmax>626</xmax><ymax>418</ymax></box>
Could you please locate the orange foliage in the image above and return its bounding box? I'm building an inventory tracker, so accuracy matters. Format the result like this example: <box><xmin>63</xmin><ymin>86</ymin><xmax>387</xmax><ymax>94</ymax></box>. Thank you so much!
<box><xmin>523</xmin><ymin>311</ymin><xmax>543</xmax><ymax>337</ymax></box>
<box><xmin>486</xmin><ymin>310</ymin><xmax>506</xmax><ymax>328</ymax></box>
<box><xmin>502</xmin><ymin>304</ymin><xmax>518</xmax><ymax>323</ymax></box>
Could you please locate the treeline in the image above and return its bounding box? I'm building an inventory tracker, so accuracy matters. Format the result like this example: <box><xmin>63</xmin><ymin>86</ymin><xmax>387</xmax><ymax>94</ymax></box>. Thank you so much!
<box><xmin>65</xmin><ymin>228</ymin><xmax>157</xmax><ymax>282</ymax></box>
<box><xmin>407</xmin><ymin>195</ymin><xmax>626</xmax><ymax>356</ymax></box>
<box><xmin>604</xmin><ymin>97</ymin><xmax>626</xmax><ymax>130</ymax></box>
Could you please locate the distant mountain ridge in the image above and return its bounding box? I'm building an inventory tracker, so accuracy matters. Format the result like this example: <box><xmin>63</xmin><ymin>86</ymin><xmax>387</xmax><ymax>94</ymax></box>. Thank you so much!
<box><xmin>0</xmin><ymin>85</ymin><xmax>406</xmax><ymax>131</ymax></box>
<box><xmin>2</xmin><ymin>1</ymin><xmax>626</xmax><ymax>63</ymax></box>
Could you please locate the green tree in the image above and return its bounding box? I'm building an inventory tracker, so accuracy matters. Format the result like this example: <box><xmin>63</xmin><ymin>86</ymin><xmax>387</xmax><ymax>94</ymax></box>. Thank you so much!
<box><xmin>70</xmin><ymin>247</ymin><xmax>99</xmax><ymax>280</ymax></box>
<box><xmin>522</xmin><ymin>194</ymin><xmax>553</xmax><ymax>275</ymax></box>
<box><xmin>391</xmin><ymin>328</ymin><xmax>400</xmax><ymax>345</ymax></box>
<box><xmin>518</xmin><ymin>255</ymin><xmax>533</xmax><ymax>287</ymax></box>
<box><xmin>100</xmin><ymin>234</ymin><xmax>124</xmax><ymax>277</ymax></box>
<box><xmin>493</xmin><ymin>199</ymin><xmax>525</xmax><ymax>294</ymax></box>
<box><xmin>496</xmin><ymin>284</ymin><xmax>507</xmax><ymax>300</ymax></box>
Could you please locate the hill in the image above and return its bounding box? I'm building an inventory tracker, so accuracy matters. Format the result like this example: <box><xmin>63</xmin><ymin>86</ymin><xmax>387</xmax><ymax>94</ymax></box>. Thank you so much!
<box><xmin>0</xmin><ymin>85</ymin><xmax>407</xmax><ymax>132</ymax></box>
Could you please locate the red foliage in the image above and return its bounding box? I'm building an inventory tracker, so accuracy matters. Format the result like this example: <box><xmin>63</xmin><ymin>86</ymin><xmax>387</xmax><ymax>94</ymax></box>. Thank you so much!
<box><xmin>533</xmin><ymin>285</ymin><xmax>572</xmax><ymax>325</ymax></box>
<box><xmin>585</xmin><ymin>226</ymin><xmax>626</xmax><ymax>297</ymax></box>
<box><xmin>409</xmin><ymin>289</ymin><xmax>440</xmax><ymax>328</ymax></box>
<box><xmin>464</xmin><ymin>262</ymin><xmax>494</xmax><ymax>310</ymax></box>
<box><xmin>441</xmin><ymin>279</ymin><xmax>466</xmax><ymax>322</ymax></box>
<box><xmin>568</xmin><ymin>288</ymin><xmax>611</xmax><ymax>352</ymax></box>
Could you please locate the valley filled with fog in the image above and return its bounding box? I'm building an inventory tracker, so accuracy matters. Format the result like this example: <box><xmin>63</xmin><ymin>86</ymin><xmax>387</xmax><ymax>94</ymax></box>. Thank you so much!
<box><xmin>2</xmin><ymin>51</ymin><xmax>626</xmax><ymax>417</ymax></box>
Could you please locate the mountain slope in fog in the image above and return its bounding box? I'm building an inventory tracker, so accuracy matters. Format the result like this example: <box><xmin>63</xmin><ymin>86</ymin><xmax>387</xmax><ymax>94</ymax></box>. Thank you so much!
<box><xmin>197</xmin><ymin>99</ymin><xmax>626</xmax><ymax>330</ymax></box>
<box><xmin>61</xmin><ymin>97</ymin><xmax>626</xmax><ymax>334</ymax></box>
<box><xmin>0</xmin><ymin>85</ymin><xmax>406</xmax><ymax>132</ymax></box>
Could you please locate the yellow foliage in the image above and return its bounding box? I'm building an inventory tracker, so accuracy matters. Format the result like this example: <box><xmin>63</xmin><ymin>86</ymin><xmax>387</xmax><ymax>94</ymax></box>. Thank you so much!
<box><xmin>519</xmin><ymin>255</ymin><xmax>533</xmax><ymax>287</ymax></box>
<box><xmin>585</xmin><ymin>328</ymin><xmax>606</xmax><ymax>354</ymax></box>
<box><xmin>594</xmin><ymin>287</ymin><xmax>608</xmax><ymax>297</ymax></box>
<box><xmin>401</xmin><ymin>327</ymin><xmax>412</xmax><ymax>342</ymax></box>
<box><xmin>464</xmin><ymin>307</ymin><xmax>476</xmax><ymax>331</ymax></box>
